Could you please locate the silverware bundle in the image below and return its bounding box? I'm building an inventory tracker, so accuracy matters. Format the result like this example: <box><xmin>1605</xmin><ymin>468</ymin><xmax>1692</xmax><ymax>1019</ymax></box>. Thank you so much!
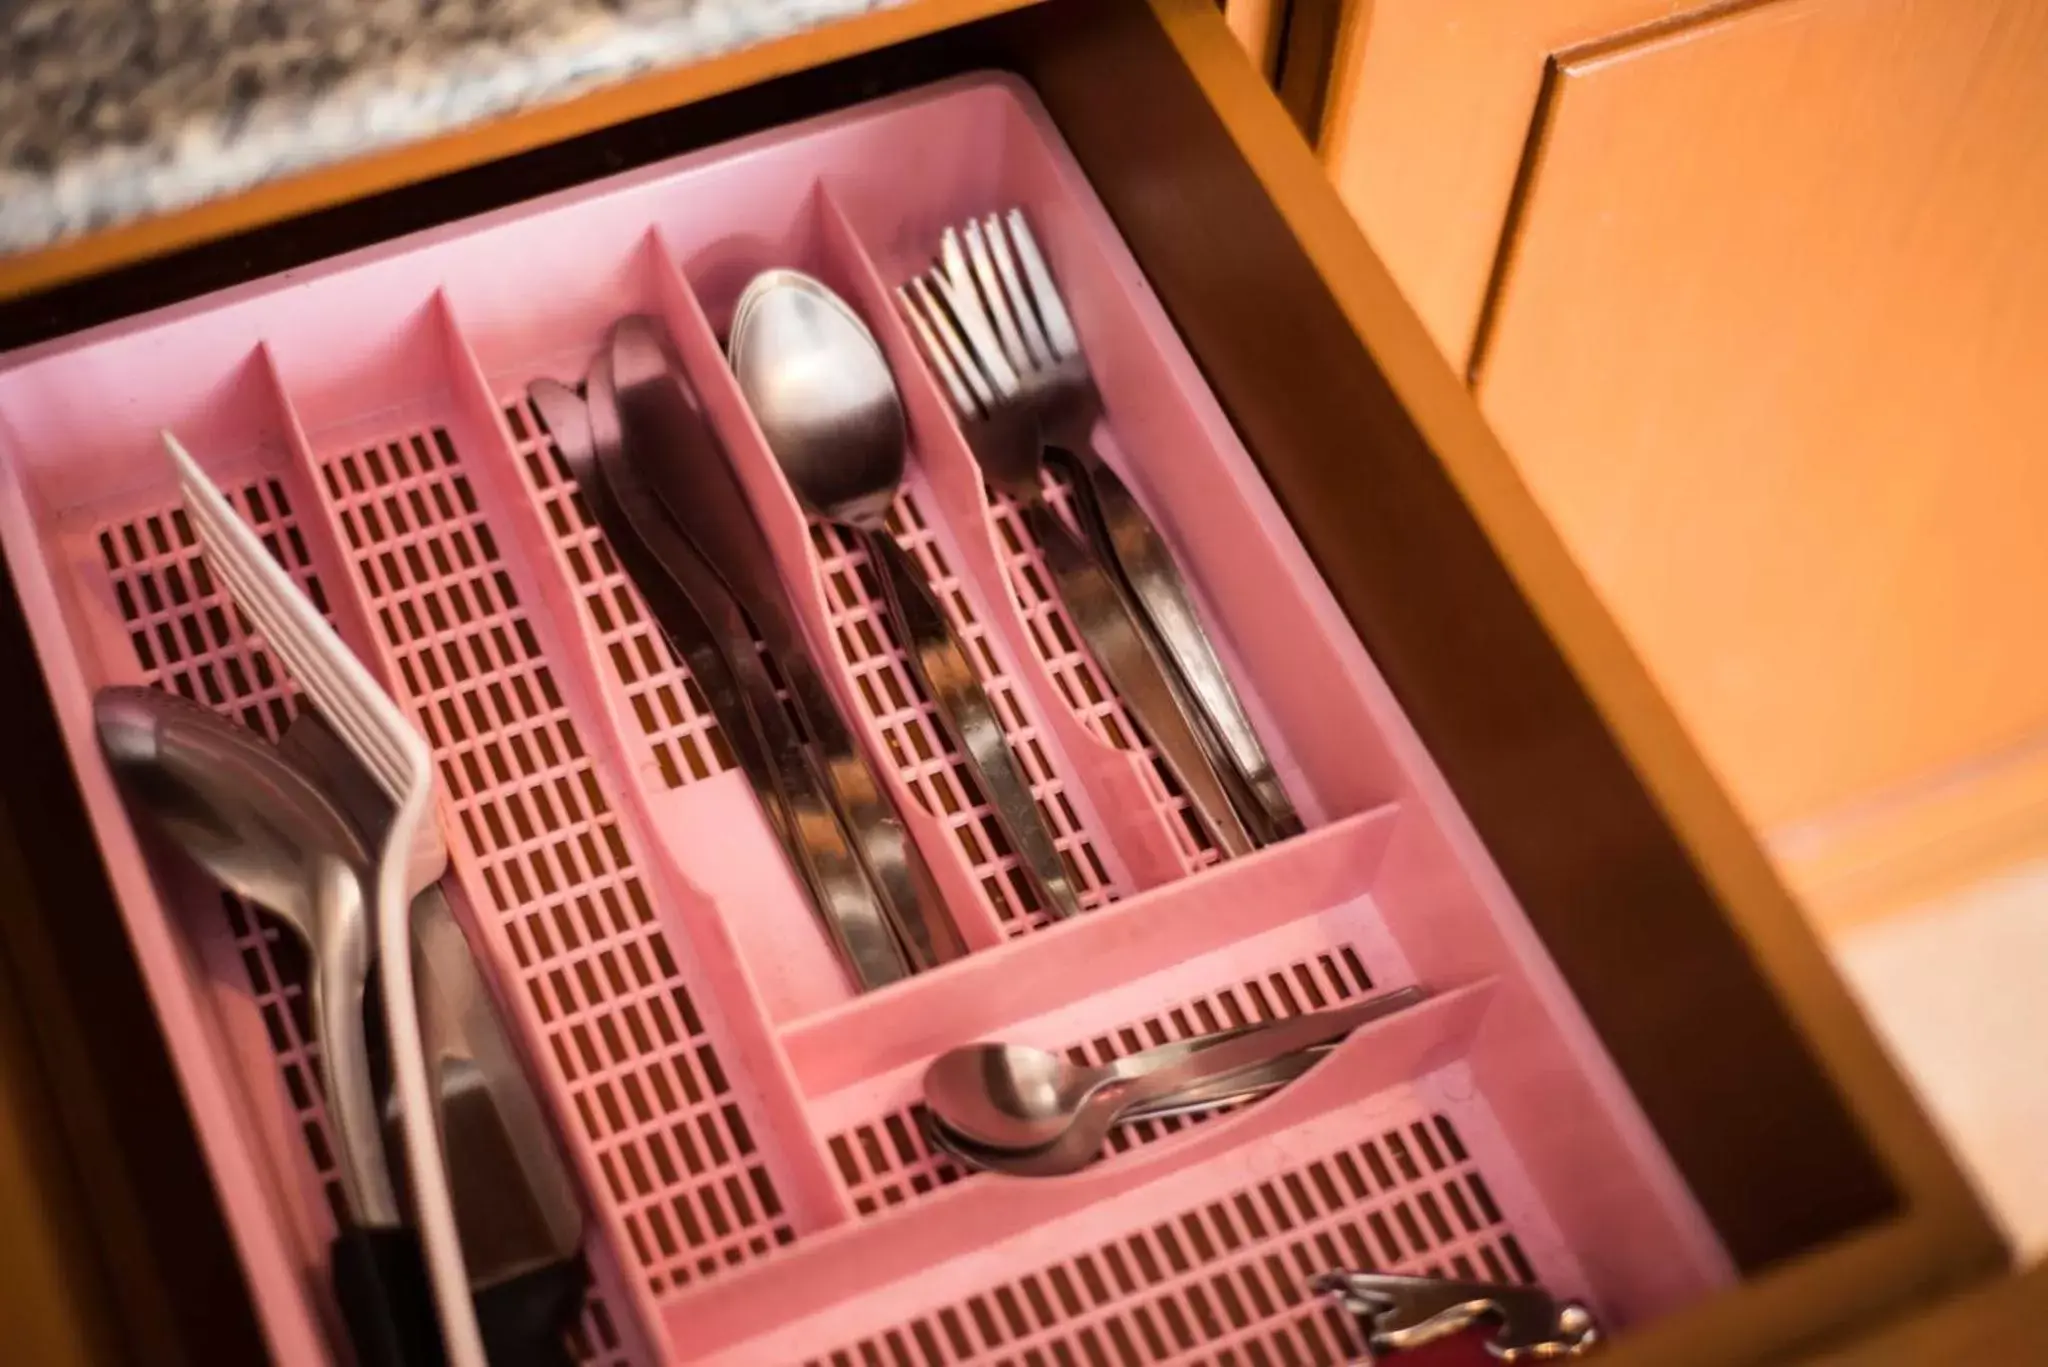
<box><xmin>531</xmin><ymin>310</ymin><xmax>963</xmax><ymax>992</ymax></box>
<box><xmin>97</xmin><ymin>688</ymin><xmax>584</xmax><ymax>1367</ymax></box>
<box><xmin>527</xmin><ymin>211</ymin><xmax>1301</xmax><ymax>994</ymax></box>
<box><xmin>1316</xmin><ymin>1269</ymin><xmax>1601</xmax><ymax>1361</ymax></box>
<box><xmin>898</xmin><ymin>209</ymin><xmax>1303</xmax><ymax>854</ymax></box>
<box><xmin>918</xmin><ymin>986</ymin><xmax>1426</xmax><ymax>1178</ymax></box>
<box><xmin>126</xmin><ymin>435</ymin><xmax>572</xmax><ymax>1367</ymax></box>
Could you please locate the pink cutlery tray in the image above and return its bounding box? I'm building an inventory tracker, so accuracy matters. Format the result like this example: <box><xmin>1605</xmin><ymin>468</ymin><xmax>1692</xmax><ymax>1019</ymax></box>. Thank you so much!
<box><xmin>0</xmin><ymin>77</ymin><xmax>1734</xmax><ymax>1364</ymax></box>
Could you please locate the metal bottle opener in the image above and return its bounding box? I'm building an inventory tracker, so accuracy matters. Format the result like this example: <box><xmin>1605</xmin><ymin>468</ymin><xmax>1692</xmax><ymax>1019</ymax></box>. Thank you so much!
<box><xmin>1313</xmin><ymin>1271</ymin><xmax>1601</xmax><ymax>1361</ymax></box>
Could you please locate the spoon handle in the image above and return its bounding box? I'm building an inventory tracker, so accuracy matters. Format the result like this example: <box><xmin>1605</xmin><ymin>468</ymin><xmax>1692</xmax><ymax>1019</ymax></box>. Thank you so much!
<box><xmin>863</xmin><ymin>527</ymin><xmax>1083</xmax><ymax>921</ymax></box>
<box><xmin>311</xmin><ymin>854</ymin><xmax>402</xmax><ymax>1228</ymax></box>
<box><xmin>1114</xmin><ymin>1042</ymin><xmax>1330</xmax><ymax>1123</ymax></box>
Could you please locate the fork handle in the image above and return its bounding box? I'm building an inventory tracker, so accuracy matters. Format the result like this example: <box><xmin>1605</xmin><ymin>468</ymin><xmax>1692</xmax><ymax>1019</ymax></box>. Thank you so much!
<box><xmin>1053</xmin><ymin>449</ymin><xmax>1302</xmax><ymax>847</ymax></box>
<box><xmin>1018</xmin><ymin>499</ymin><xmax>1252</xmax><ymax>856</ymax></box>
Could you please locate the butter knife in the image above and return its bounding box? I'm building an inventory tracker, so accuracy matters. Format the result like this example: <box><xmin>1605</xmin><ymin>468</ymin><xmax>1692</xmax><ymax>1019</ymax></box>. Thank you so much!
<box><xmin>535</xmin><ymin>375</ymin><xmax>909</xmax><ymax>990</ymax></box>
<box><xmin>607</xmin><ymin>315</ymin><xmax>965</xmax><ymax>970</ymax></box>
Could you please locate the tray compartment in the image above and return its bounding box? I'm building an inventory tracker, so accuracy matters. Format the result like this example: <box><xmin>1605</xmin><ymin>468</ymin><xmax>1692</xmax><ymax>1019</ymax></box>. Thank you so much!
<box><xmin>265</xmin><ymin>296</ymin><xmax>849</xmax><ymax>1329</ymax></box>
<box><xmin>794</xmin><ymin>1092</ymin><xmax>1542</xmax><ymax>1367</ymax></box>
<box><xmin>642</xmin><ymin>200</ymin><xmax>1213</xmax><ymax>944</ymax></box>
<box><xmin>826</xmin><ymin>80</ymin><xmax>1365</xmax><ymax>829</ymax></box>
<box><xmin>0</xmin><ymin>347</ymin><xmax>661</xmax><ymax>1363</ymax></box>
<box><xmin>0</xmin><ymin>73</ymin><xmax>1749</xmax><ymax>1367</ymax></box>
<box><xmin>803</xmin><ymin>184</ymin><xmax>1227</xmax><ymax>895</ymax></box>
<box><xmin>91</xmin><ymin>467</ymin><xmax>355</xmax><ymax>1325</ymax></box>
<box><xmin>791</xmin><ymin>811</ymin><xmax>1410</xmax><ymax>1218</ymax></box>
<box><xmin>813</xmin><ymin>932</ymin><xmax>1392</xmax><ymax>1220</ymax></box>
<box><xmin>665</xmin><ymin>985</ymin><xmax>1561</xmax><ymax>1365</ymax></box>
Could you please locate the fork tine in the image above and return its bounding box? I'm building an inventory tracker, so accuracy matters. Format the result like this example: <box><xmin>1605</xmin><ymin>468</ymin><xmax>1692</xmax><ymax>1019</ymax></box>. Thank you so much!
<box><xmin>898</xmin><ymin>278</ymin><xmax>988</xmax><ymax>418</ymax></box>
<box><xmin>936</xmin><ymin>229</ymin><xmax>1018</xmax><ymax>394</ymax></box>
<box><xmin>1005</xmin><ymin>209</ymin><xmax>1079</xmax><ymax>360</ymax></box>
<box><xmin>931</xmin><ymin>243</ymin><xmax>1022</xmax><ymax>399</ymax></box>
<box><xmin>960</xmin><ymin>220</ymin><xmax>1034</xmax><ymax>377</ymax></box>
<box><xmin>983</xmin><ymin>213</ymin><xmax>1053</xmax><ymax>372</ymax></box>
<box><xmin>170</xmin><ymin>433</ymin><xmax>411</xmax><ymax>795</ymax></box>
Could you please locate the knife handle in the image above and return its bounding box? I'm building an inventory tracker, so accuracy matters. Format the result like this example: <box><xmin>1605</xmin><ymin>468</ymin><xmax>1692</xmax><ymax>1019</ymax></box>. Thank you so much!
<box><xmin>332</xmin><ymin>1224</ymin><xmax>446</xmax><ymax>1366</ymax></box>
<box><xmin>475</xmin><ymin>1257</ymin><xmax>588</xmax><ymax>1367</ymax></box>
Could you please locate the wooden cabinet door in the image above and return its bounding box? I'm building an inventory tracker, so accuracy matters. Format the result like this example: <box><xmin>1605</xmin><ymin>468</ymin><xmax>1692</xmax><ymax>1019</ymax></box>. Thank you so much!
<box><xmin>1319</xmin><ymin>0</ymin><xmax>2048</xmax><ymax>928</ymax></box>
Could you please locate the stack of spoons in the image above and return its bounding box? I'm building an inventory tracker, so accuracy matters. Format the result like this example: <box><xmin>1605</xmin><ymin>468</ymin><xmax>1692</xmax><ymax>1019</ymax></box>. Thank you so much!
<box><xmin>919</xmin><ymin>985</ymin><xmax>1427</xmax><ymax>1177</ymax></box>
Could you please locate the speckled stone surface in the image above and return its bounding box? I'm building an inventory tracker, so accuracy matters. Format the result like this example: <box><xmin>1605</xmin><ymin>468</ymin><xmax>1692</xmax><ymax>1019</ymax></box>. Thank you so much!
<box><xmin>0</xmin><ymin>0</ymin><xmax>906</xmax><ymax>253</ymax></box>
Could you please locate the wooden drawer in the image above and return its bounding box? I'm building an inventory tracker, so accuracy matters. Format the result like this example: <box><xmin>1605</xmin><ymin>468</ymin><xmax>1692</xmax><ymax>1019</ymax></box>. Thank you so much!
<box><xmin>0</xmin><ymin>3</ymin><xmax>2002</xmax><ymax>1363</ymax></box>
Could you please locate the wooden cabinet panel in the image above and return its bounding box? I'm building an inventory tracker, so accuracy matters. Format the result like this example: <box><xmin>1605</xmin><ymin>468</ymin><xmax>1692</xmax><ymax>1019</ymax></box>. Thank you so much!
<box><xmin>1321</xmin><ymin>0</ymin><xmax>1695</xmax><ymax>367</ymax></box>
<box><xmin>1324</xmin><ymin>0</ymin><xmax>2048</xmax><ymax>923</ymax></box>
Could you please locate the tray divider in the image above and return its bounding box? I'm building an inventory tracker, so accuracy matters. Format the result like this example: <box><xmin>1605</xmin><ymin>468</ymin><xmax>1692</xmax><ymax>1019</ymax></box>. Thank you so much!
<box><xmin>249</xmin><ymin>344</ymin><xmax>412</xmax><ymax>699</ymax></box>
<box><xmin>638</xmin><ymin>228</ymin><xmax>1012</xmax><ymax>952</ymax></box>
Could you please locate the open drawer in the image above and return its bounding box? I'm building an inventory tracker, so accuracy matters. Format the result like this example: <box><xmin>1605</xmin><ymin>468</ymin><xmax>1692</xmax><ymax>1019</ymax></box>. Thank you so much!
<box><xmin>0</xmin><ymin>3</ymin><xmax>2002</xmax><ymax>1365</ymax></box>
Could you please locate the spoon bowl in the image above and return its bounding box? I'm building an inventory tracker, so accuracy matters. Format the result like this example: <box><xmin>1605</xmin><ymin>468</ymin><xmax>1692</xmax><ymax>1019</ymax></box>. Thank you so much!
<box><xmin>923</xmin><ymin>1042</ymin><xmax>1108</xmax><ymax>1151</ymax></box>
<box><xmin>923</xmin><ymin>986</ymin><xmax>1429</xmax><ymax>1171</ymax></box>
<box><xmin>730</xmin><ymin>268</ymin><xmax>906</xmax><ymax>530</ymax></box>
<box><xmin>95</xmin><ymin>684</ymin><xmax>367</xmax><ymax>934</ymax></box>
<box><xmin>95</xmin><ymin>685</ymin><xmax>396</xmax><ymax>1224</ymax></box>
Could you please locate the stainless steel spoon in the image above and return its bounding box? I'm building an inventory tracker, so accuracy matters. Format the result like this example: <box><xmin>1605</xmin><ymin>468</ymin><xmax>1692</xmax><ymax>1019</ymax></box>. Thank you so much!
<box><xmin>94</xmin><ymin>686</ymin><xmax>396</xmax><ymax>1226</ymax></box>
<box><xmin>936</xmin><ymin>1036</ymin><xmax>1332</xmax><ymax>1159</ymax></box>
<box><xmin>922</xmin><ymin>985</ymin><xmax>1425</xmax><ymax>1168</ymax></box>
<box><xmin>926</xmin><ymin>1048</ymin><xmax>1330</xmax><ymax>1178</ymax></box>
<box><xmin>729</xmin><ymin>269</ymin><xmax>1083</xmax><ymax>923</ymax></box>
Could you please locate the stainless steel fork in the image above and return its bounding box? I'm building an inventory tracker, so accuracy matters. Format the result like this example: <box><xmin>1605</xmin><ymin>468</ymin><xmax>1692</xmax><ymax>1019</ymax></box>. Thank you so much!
<box><xmin>960</xmin><ymin>211</ymin><xmax>1303</xmax><ymax>847</ymax></box>
<box><xmin>169</xmin><ymin>432</ymin><xmax>485</xmax><ymax>1367</ymax></box>
<box><xmin>902</xmin><ymin>209</ymin><xmax>1308</xmax><ymax>851</ymax></box>
<box><xmin>899</xmin><ymin>269</ymin><xmax>1254</xmax><ymax>857</ymax></box>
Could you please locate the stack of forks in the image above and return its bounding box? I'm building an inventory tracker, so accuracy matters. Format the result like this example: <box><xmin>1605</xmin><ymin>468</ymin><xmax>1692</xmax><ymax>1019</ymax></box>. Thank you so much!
<box><xmin>898</xmin><ymin>209</ymin><xmax>1303</xmax><ymax>855</ymax></box>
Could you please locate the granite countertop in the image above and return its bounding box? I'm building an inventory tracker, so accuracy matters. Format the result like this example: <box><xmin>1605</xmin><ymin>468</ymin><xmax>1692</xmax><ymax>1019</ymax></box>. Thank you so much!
<box><xmin>0</xmin><ymin>0</ymin><xmax>906</xmax><ymax>254</ymax></box>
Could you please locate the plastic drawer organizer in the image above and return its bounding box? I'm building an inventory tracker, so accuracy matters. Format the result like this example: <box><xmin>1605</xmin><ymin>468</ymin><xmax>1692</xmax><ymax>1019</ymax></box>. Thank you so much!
<box><xmin>0</xmin><ymin>78</ymin><xmax>1732</xmax><ymax>1365</ymax></box>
